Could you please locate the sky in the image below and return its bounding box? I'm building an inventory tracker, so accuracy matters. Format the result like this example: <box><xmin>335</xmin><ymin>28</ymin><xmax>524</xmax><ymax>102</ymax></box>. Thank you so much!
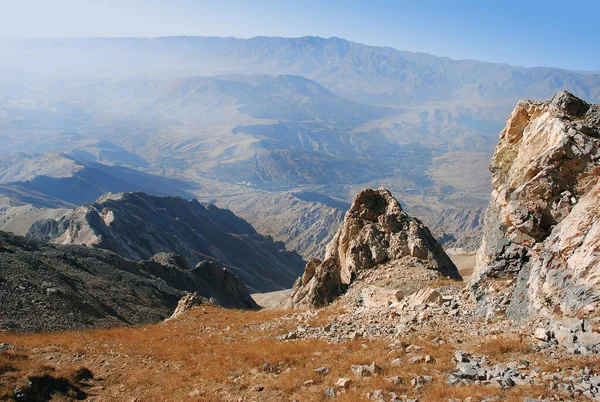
<box><xmin>0</xmin><ymin>0</ymin><xmax>599</xmax><ymax>71</ymax></box>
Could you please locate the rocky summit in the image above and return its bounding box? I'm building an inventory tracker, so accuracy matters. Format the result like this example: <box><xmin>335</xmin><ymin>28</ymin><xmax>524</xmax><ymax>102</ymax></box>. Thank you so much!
<box><xmin>288</xmin><ymin>188</ymin><xmax>461</xmax><ymax>307</ymax></box>
<box><xmin>470</xmin><ymin>91</ymin><xmax>600</xmax><ymax>319</ymax></box>
<box><xmin>27</xmin><ymin>192</ymin><xmax>305</xmax><ymax>293</ymax></box>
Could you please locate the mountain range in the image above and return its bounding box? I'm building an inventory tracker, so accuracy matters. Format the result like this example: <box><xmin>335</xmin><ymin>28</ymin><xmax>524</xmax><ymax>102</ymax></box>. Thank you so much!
<box><xmin>1</xmin><ymin>35</ymin><xmax>599</xmax><ymax>255</ymax></box>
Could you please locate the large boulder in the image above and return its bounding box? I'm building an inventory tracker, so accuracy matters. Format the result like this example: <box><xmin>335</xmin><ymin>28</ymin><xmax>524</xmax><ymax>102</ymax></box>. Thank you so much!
<box><xmin>470</xmin><ymin>91</ymin><xmax>600</xmax><ymax>318</ymax></box>
<box><xmin>288</xmin><ymin>188</ymin><xmax>460</xmax><ymax>307</ymax></box>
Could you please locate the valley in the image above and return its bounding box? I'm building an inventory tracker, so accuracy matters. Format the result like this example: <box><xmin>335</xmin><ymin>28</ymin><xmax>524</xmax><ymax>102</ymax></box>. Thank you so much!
<box><xmin>1</xmin><ymin>30</ymin><xmax>600</xmax><ymax>402</ymax></box>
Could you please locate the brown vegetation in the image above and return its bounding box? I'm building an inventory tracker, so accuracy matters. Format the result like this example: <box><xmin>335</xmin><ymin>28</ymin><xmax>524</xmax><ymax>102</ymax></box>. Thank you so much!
<box><xmin>0</xmin><ymin>306</ymin><xmax>595</xmax><ymax>401</ymax></box>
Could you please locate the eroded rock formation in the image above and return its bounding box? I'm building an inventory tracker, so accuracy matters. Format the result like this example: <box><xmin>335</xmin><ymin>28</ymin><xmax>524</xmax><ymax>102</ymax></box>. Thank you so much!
<box><xmin>471</xmin><ymin>91</ymin><xmax>600</xmax><ymax>318</ymax></box>
<box><xmin>288</xmin><ymin>188</ymin><xmax>460</xmax><ymax>307</ymax></box>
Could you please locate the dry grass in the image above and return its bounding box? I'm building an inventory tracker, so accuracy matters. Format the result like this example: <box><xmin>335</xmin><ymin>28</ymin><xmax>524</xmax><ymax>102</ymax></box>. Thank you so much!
<box><xmin>0</xmin><ymin>306</ymin><xmax>582</xmax><ymax>401</ymax></box>
<box><xmin>473</xmin><ymin>333</ymin><xmax>531</xmax><ymax>361</ymax></box>
<box><xmin>306</xmin><ymin>304</ymin><xmax>349</xmax><ymax>327</ymax></box>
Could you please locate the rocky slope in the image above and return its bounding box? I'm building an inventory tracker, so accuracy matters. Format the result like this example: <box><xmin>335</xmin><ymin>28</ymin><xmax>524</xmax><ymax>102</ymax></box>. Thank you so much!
<box><xmin>225</xmin><ymin>191</ymin><xmax>347</xmax><ymax>259</ymax></box>
<box><xmin>0</xmin><ymin>230</ymin><xmax>257</xmax><ymax>332</ymax></box>
<box><xmin>470</xmin><ymin>91</ymin><xmax>600</xmax><ymax>318</ymax></box>
<box><xmin>288</xmin><ymin>188</ymin><xmax>461</xmax><ymax>307</ymax></box>
<box><xmin>0</xmin><ymin>204</ymin><xmax>69</xmax><ymax>236</ymax></box>
<box><xmin>28</xmin><ymin>192</ymin><xmax>305</xmax><ymax>292</ymax></box>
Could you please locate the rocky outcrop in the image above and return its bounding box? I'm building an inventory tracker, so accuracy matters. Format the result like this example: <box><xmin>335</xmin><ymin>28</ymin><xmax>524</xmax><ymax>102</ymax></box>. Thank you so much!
<box><xmin>0</xmin><ymin>230</ymin><xmax>257</xmax><ymax>332</ymax></box>
<box><xmin>471</xmin><ymin>91</ymin><xmax>600</xmax><ymax>318</ymax></box>
<box><xmin>288</xmin><ymin>188</ymin><xmax>460</xmax><ymax>307</ymax></box>
<box><xmin>167</xmin><ymin>293</ymin><xmax>210</xmax><ymax>320</ymax></box>
<box><xmin>27</xmin><ymin>192</ymin><xmax>305</xmax><ymax>292</ymax></box>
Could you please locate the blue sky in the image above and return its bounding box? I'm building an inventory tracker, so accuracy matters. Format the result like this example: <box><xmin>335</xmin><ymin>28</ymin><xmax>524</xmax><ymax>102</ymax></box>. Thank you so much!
<box><xmin>1</xmin><ymin>0</ymin><xmax>599</xmax><ymax>70</ymax></box>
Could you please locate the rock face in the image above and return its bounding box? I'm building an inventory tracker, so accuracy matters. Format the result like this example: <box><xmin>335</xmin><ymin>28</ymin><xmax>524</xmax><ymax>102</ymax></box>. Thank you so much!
<box><xmin>471</xmin><ymin>91</ymin><xmax>600</xmax><ymax>318</ymax></box>
<box><xmin>0</xmin><ymin>231</ymin><xmax>257</xmax><ymax>332</ymax></box>
<box><xmin>288</xmin><ymin>188</ymin><xmax>460</xmax><ymax>307</ymax></box>
<box><xmin>27</xmin><ymin>192</ymin><xmax>305</xmax><ymax>292</ymax></box>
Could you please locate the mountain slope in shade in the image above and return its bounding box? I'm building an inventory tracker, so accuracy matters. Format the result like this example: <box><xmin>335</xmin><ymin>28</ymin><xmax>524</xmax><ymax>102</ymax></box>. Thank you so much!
<box><xmin>225</xmin><ymin>191</ymin><xmax>348</xmax><ymax>260</ymax></box>
<box><xmin>0</xmin><ymin>230</ymin><xmax>257</xmax><ymax>332</ymax></box>
<box><xmin>28</xmin><ymin>192</ymin><xmax>306</xmax><ymax>292</ymax></box>
<box><xmin>0</xmin><ymin>152</ymin><xmax>196</xmax><ymax>208</ymax></box>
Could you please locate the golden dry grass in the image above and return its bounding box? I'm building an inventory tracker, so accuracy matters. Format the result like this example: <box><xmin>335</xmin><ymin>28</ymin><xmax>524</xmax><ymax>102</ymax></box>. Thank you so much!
<box><xmin>0</xmin><ymin>306</ymin><xmax>591</xmax><ymax>401</ymax></box>
<box><xmin>473</xmin><ymin>333</ymin><xmax>531</xmax><ymax>361</ymax></box>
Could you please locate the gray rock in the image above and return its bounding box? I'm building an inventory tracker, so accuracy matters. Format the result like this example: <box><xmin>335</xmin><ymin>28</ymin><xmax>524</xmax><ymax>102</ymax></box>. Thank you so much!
<box><xmin>457</xmin><ymin>362</ymin><xmax>478</xmax><ymax>379</ymax></box>
<box><xmin>576</xmin><ymin>332</ymin><xmax>600</xmax><ymax>347</ymax></box>
<box><xmin>407</xmin><ymin>356</ymin><xmax>423</xmax><ymax>364</ymax></box>
<box><xmin>534</xmin><ymin>327</ymin><xmax>549</xmax><ymax>341</ymax></box>
<box><xmin>314</xmin><ymin>366</ymin><xmax>331</xmax><ymax>375</ymax></box>
<box><xmin>288</xmin><ymin>188</ymin><xmax>461</xmax><ymax>307</ymax></box>
<box><xmin>323</xmin><ymin>387</ymin><xmax>336</xmax><ymax>398</ymax></box>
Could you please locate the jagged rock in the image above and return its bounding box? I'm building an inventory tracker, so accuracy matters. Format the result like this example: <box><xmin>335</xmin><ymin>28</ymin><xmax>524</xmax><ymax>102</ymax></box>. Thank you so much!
<box><xmin>288</xmin><ymin>188</ymin><xmax>460</xmax><ymax>307</ymax></box>
<box><xmin>167</xmin><ymin>293</ymin><xmax>207</xmax><ymax>320</ymax></box>
<box><xmin>471</xmin><ymin>91</ymin><xmax>600</xmax><ymax>318</ymax></box>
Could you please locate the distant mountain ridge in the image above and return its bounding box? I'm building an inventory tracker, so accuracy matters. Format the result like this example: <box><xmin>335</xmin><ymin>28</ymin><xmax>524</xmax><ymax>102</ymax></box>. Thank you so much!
<box><xmin>0</xmin><ymin>152</ymin><xmax>195</xmax><ymax>208</ymax></box>
<box><xmin>2</xmin><ymin>36</ymin><xmax>598</xmax><ymax>107</ymax></box>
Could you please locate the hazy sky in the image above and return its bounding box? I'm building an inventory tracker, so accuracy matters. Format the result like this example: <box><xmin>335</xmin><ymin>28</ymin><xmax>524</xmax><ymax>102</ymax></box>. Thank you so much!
<box><xmin>1</xmin><ymin>0</ymin><xmax>598</xmax><ymax>70</ymax></box>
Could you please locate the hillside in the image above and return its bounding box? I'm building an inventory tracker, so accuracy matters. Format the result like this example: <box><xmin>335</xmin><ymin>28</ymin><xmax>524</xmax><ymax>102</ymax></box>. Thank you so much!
<box><xmin>224</xmin><ymin>191</ymin><xmax>348</xmax><ymax>259</ymax></box>
<box><xmin>0</xmin><ymin>152</ymin><xmax>195</xmax><ymax>208</ymax></box>
<box><xmin>27</xmin><ymin>192</ymin><xmax>305</xmax><ymax>292</ymax></box>
<box><xmin>0</xmin><ymin>230</ymin><xmax>257</xmax><ymax>332</ymax></box>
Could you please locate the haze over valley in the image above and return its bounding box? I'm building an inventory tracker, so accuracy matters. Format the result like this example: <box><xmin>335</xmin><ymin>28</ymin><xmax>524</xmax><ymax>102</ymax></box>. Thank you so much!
<box><xmin>2</xmin><ymin>36</ymin><xmax>599</xmax><ymax>255</ymax></box>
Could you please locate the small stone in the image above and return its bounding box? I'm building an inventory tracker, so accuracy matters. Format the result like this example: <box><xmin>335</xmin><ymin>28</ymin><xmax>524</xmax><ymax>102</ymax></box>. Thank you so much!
<box><xmin>335</xmin><ymin>377</ymin><xmax>352</xmax><ymax>389</ymax></box>
<box><xmin>457</xmin><ymin>362</ymin><xmax>478</xmax><ymax>379</ymax></box>
<box><xmin>314</xmin><ymin>366</ymin><xmax>331</xmax><ymax>375</ymax></box>
<box><xmin>576</xmin><ymin>332</ymin><xmax>600</xmax><ymax>346</ymax></box>
<box><xmin>391</xmin><ymin>358</ymin><xmax>402</xmax><ymax>367</ymax></box>
<box><xmin>411</xmin><ymin>375</ymin><xmax>432</xmax><ymax>388</ymax></box>
<box><xmin>534</xmin><ymin>327</ymin><xmax>549</xmax><ymax>341</ymax></box>
<box><xmin>385</xmin><ymin>376</ymin><xmax>403</xmax><ymax>385</ymax></box>
<box><xmin>323</xmin><ymin>387</ymin><xmax>336</xmax><ymax>398</ymax></box>
<box><xmin>251</xmin><ymin>385</ymin><xmax>265</xmax><ymax>392</ymax></box>
<box><xmin>408</xmin><ymin>356</ymin><xmax>423</xmax><ymax>364</ymax></box>
<box><xmin>454</xmin><ymin>351</ymin><xmax>469</xmax><ymax>363</ymax></box>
